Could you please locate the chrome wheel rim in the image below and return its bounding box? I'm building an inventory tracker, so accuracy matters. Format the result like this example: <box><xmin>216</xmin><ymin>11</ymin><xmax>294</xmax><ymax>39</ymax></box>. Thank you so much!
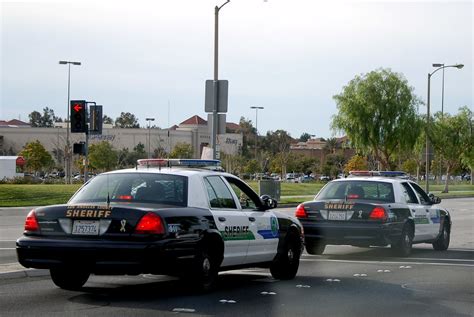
<box><xmin>202</xmin><ymin>257</ymin><xmax>211</xmax><ymax>274</ymax></box>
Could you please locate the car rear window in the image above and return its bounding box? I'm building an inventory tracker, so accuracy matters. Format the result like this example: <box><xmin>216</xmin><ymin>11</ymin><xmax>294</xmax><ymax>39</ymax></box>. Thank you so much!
<box><xmin>316</xmin><ymin>180</ymin><xmax>395</xmax><ymax>203</ymax></box>
<box><xmin>69</xmin><ymin>173</ymin><xmax>188</xmax><ymax>206</ymax></box>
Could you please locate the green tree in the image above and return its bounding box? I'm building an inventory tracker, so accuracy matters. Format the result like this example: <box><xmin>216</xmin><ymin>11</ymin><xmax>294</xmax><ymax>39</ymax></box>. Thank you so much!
<box><xmin>244</xmin><ymin>159</ymin><xmax>259</xmax><ymax>175</ymax></box>
<box><xmin>237</xmin><ymin>117</ymin><xmax>256</xmax><ymax>158</ymax></box>
<box><xmin>103</xmin><ymin>115</ymin><xmax>114</xmax><ymax>125</ymax></box>
<box><xmin>459</xmin><ymin>107</ymin><xmax>474</xmax><ymax>185</ymax></box>
<box><xmin>88</xmin><ymin>141</ymin><xmax>118</xmax><ymax>171</ymax></box>
<box><xmin>28</xmin><ymin>111</ymin><xmax>42</xmax><ymax>127</ymax></box>
<box><xmin>299</xmin><ymin>132</ymin><xmax>312</xmax><ymax>142</ymax></box>
<box><xmin>170</xmin><ymin>142</ymin><xmax>193</xmax><ymax>159</ymax></box>
<box><xmin>19</xmin><ymin>140</ymin><xmax>54</xmax><ymax>173</ymax></box>
<box><xmin>115</xmin><ymin>112</ymin><xmax>140</xmax><ymax>128</ymax></box>
<box><xmin>324</xmin><ymin>137</ymin><xmax>339</xmax><ymax>154</ymax></box>
<box><xmin>332</xmin><ymin>68</ymin><xmax>422</xmax><ymax>170</ymax></box>
<box><xmin>262</xmin><ymin>130</ymin><xmax>293</xmax><ymax>176</ymax></box>
<box><xmin>430</xmin><ymin>108</ymin><xmax>472</xmax><ymax>192</ymax></box>
<box><xmin>28</xmin><ymin>107</ymin><xmax>59</xmax><ymax>127</ymax></box>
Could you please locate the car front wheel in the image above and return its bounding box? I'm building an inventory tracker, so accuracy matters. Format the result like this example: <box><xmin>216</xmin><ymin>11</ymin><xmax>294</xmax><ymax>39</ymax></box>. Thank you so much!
<box><xmin>432</xmin><ymin>221</ymin><xmax>450</xmax><ymax>251</ymax></box>
<box><xmin>270</xmin><ymin>233</ymin><xmax>301</xmax><ymax>280</ymax></box>
<box><xmin>50</xmin><ymin>268</ymin><xmax>90</xmax><ymax>290</ymax></box>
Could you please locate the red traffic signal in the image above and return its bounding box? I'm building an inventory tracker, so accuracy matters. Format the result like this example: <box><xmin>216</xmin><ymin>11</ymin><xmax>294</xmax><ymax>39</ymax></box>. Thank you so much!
<box><xmin>70</xmin><ymin>100</ymin><xmax>87</xmax><ymax>133</ymax></box>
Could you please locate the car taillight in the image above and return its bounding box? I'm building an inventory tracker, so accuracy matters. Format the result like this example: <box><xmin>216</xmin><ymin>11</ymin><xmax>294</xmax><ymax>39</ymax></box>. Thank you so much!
<box><xmin>24</xmin><ymin>210</ymin><xmax>39</xmax><ymax>232</ymax></box>
<box><xmin>369</xmin><ymin>206</ymin><xmax>387</xmax><ymax>221</ymax></box>
<box><xmin>135</xmin><ymin>212</ymin><xmax>164</xmax><ymax>234</ymax></box>
<box><xmin>295</xmin><ymin>204</ymin><xmax>308</xmax><ymax>218</ymax></box>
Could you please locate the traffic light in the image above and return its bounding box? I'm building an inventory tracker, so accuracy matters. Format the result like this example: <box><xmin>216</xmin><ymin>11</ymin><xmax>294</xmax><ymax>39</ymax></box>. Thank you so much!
<box><xmin>70</xmin><ymin>100</ymin><xmax>87</xmax><ymax>133</ymax></box>
<box><xmin>73</xmin><ymin>142</ymin><xmax>86</xmax><ymax>155</ymax></box>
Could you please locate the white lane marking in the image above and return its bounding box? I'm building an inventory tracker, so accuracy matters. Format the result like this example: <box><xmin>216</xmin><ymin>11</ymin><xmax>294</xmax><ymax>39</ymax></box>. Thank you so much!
<box><xmin>172</xmin><ymin>308</ymin><xmax>196</xmax><ymax>313</ymax></box>
<box><xmin>296</xmin><ymin>284</ymin><xmax>311</xmax><ymax>288</ymax></box>
<box><xmin>326</xmin><ymin>278</ymin><xmax>341</xmax><ymax>282</ymax></box>
<box><xmin>301</xmin><ymin>258</ymin><xmax>474</xmax><ymax>267</ymax></box>
<box><xmin>260</xmin><ymin>291</ymin><xmax>276</xmax><ymax>295</ymax></box>
<box><xmin>219</xmin><ymin>299</ymin><xmax>237</xmax><ymax>304</ymax></box>
<box><xmin>0</xmin><ymin>248</ymin><xmax>15</xmax><ymax>250</ymax></box>
<box><xmin>376</xmin><ymin>269</ymin><xmax>391</xmax><ymax>273</ymax></box>
<box><xmin>353</xmin><ymin>273</ymin><xmax>368</xmax><ymax>277</ymax></box>
<box><xmin>399</xmin><ymin>265</ymin><xmax>412</xmax><ymax>269</ymax></box>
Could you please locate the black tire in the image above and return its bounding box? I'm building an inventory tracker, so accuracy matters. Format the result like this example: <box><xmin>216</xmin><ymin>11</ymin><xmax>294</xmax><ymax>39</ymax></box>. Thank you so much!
<box><xmin>305</xmin><ymin>240</ymin><xmax>326</xmax><ymax>255</ymax></box>
<box><xmin>189</xmin><ymin>246</ymin><xmax>220</xmax><ymax>292</ymax></box>
<box><xmin>432</xmin><ymin>221</ymin><xmax>450</xmax><ymax>251</ymax></box>
<box><xmin>391</xmin><ymin>225</ymin><xmax>413</xmax><ymax>257</ymax></box>
<box><xmin>50</xmin><ymin>268</ymin><xmax>90</xmax><ymax>290</ymax></box>
<box><xmin>270</xmin><ymin>233</ymin><xmax>301</xmax><ymax>280</ymax></box>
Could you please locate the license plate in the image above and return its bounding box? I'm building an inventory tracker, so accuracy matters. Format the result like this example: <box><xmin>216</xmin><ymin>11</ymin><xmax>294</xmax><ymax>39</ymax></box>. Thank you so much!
<box><xmin>72</xmin><ymin>220</ymin><xmax>99</xmax><ymax>235</ymax></box>
<box><xmin>328</xmin><ymin>211</ymin><xmax>346</xmax><ymax>221</ymax></box>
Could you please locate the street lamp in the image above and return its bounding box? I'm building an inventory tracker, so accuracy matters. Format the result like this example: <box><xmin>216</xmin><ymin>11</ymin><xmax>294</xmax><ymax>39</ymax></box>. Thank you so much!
<box><xmin>146</xmin><ymin>118</ymin><xmax>155</xmax><ymax>159</ymax></box>
<box><xmin>59</xmin><ymin>60</ymin><xmax>81</xmax><ymax>184</ymax></box>
<box><xmin>250</xmin><ymin>106</ymin><xmax>264</xmax><ymax>160</ymax></box>
<box><xmin>211</xmin><ymin>0</ymin><xmax>230</xmax><ymax>160</ymax></box>
<box><xmin>425</xmin><ymin>63</ymin><xmax>464</xmax><ymax>192</ymax></box>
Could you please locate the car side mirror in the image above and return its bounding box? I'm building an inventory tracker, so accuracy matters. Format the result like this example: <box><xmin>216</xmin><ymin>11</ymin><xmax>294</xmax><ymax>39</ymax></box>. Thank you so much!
<box><xmin>428</xmin><ymin>193</ymin><xmax>441</xmax><ymax>204</ymax></box>
<box><xmin>260</xmin><ymin>195</ymin><xmax>278</xmax><ymax>209</ymax></box>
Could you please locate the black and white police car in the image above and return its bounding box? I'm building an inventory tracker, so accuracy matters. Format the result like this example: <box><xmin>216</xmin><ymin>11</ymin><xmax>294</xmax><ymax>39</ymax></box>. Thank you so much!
<box><xmin>17</xmin><ymin>159</ymin><xmax>304</xmax><ymax>291</ymax></box>
<box><xmin>295</xmin><ymin>171</ymin><xmax>451</xmax><ymax>256</ymax></box>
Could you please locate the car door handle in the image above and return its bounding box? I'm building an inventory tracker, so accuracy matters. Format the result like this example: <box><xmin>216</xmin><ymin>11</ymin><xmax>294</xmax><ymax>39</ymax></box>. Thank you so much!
<box><xmin>249</xmin><ymin>217</ymin><xmax>256</xmax><ymax>222</ymax></box>
<box><xmin>218</xmin><ymin>217</ymin><xmax>226</xmax><ymax>222</ymax></box>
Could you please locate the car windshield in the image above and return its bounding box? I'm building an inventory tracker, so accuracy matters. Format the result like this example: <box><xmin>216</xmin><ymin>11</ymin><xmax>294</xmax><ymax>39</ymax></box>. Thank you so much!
<box><xmin>69</xmin><ymin>173</ymin><xmax>188</xmax><ymax>206</ymax></box>
<box><xmin>316</xmin><ymin>180</ymin><xmax>395</xmax><ymax>203</ymax></box>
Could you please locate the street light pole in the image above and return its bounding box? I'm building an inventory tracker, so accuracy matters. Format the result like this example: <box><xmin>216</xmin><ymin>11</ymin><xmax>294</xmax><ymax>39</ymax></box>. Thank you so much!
<box><xmin>59</xmin><ymin>60</ymin><xmax>81</xmax><ymax>184</ymax></box>
<box><xmin>425</xmin><ymin>63</ymin><xmax>464</xmax><ymax>193</ymax></box>
<box><xmin>250</xmin><ymin>106</ymin><xmax>264</xmax><ymax>160</ymax></box>
<box><xmin>146</xmin><ymin>118</ymin><xmax>155</xmax><ymax>159</ymax></box>
<box><xmin>212</xmin><ymin>0</ymin><xmax>230</xmax><ymax>160</ymax></box>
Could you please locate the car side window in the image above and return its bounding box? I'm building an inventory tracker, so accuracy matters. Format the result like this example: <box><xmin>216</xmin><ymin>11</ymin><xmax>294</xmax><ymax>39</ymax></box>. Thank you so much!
<box><xmin>401</xmin><ymin>182</ymin><xmax>419</xmax><ymax>204</ymax></box>
<box><xmin>204</xmin><ymin>176</ymin><xmax>237</xmax><ymax>209</ymax></box>
<box><xmin>224</xmin><ymin>176</ymin><xmax>262</xmax><ymax>211</ymax></box>
<box><xmin>409</xmin><ymin>182</ymin><xmax>431</xmax><ymax>205</ymax></box>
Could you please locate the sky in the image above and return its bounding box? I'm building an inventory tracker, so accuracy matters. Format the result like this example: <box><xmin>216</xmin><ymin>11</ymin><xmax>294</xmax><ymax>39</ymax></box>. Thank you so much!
<box><xmin>0</xmin><ymin>0</ymin><xmax>472</xmax><ymax>139</ymax></box>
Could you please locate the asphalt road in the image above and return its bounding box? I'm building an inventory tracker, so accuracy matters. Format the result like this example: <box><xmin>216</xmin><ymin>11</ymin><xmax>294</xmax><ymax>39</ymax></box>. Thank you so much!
<box><xmin>0</xmin><ymin>199</ymin><xmax>473</xmax><ymax>316</ymax></box>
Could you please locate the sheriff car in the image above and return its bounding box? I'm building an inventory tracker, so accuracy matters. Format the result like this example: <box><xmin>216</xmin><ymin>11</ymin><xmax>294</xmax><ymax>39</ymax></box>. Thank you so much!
<box><xmin>295</xmin><ymin>171</ymin><xmax>451</xmax><ymax>256</ymax></box>
<box><xmin>17</xmin><ymin>159</ymin><xmax>304</xmax><ymax>291</ymax></box>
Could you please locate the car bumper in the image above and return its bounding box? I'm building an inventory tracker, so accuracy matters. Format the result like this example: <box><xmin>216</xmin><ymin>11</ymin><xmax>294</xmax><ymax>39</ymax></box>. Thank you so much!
<box><xmin>301</xmin><ymin>221</ymin><xmax>403</xmax><ymax>247</ymax></box>
<box><xmin>16</xmin><ymin>236</ymin><xmax>197</xmax><ymax>275</ymax></box>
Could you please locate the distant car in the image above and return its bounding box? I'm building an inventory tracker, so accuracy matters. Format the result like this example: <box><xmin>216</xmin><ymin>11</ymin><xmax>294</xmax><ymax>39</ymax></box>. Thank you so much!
<box><xmin>17</xmin><ymin>159</ymin><xmax>304</xmax><ymax>291</ymax></box>
<box><xmin>295</xmin><ymin>175</ymin><xmax>451</xmax><ymax>256</ymax></box>
<box><xmin>319</xmin><ymin>175</ymin><xmax>330</xmax><ymax>182</ymax></box>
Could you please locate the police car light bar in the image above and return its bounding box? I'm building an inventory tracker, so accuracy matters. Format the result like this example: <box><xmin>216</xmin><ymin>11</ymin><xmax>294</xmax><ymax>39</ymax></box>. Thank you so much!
<box><xmin>349</xmin><ymin>170</ymin><xmax>408</xmax><ymax>178</ymax></box>
<box><xmin>137</xmin><ymin>159</ymin><xmax>221</xmax><ymax>169</ymax></box>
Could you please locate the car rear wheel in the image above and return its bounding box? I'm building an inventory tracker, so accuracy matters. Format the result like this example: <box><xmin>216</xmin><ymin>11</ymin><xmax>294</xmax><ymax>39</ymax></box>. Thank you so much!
<box><xmin>432</xmin><ymin>221</ymin><xmax>450</xmax><ymax>251</ymax></box>
<box><xmin>50</xmin><ymin>268</ymin><xmax>90</xmax><ymax>290</ymax></box>
<box><xmin>270</xmin><ymin>233</ymin><xmax>301</xmax><ymax>280</ymax></box>
<box><xmin>188</xmin><ymin>246</ymin><xmax>220</xmax><ymax>292</ymax></box>
<box><xmin>305</xmin><ymin>240</ymin><xmax>326</xmax><ymax>255</ymax></box>
<box><xmin>391</xmin><ymin>225</ymin><xmax>413</xmax><ymax>257</ymax></box>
